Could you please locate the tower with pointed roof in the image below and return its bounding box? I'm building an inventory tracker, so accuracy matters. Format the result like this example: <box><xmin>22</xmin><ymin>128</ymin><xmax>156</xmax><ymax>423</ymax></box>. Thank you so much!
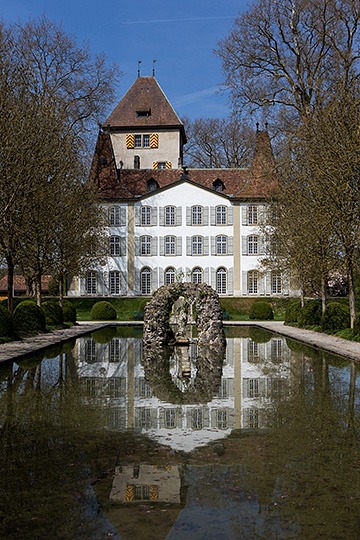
<box><xmin>67</xmin><ymin>76</ymin><xmax>298</xmax><ymax>300</ymax></box>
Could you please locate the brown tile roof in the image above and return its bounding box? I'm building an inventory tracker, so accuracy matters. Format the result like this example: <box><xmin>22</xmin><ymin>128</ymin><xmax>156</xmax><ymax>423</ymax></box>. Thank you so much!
<box><xmin>0</xmin><ymin>275</ymin><xmax>51</xmax><ymax>293</ymax></box>
<box><xmin>91</xmin><ymin>129</ymin><xmax>278</xmax><ymax>201</ymax></box>
<box><xmin>103</xmin><ymin>77</ymin><xmax>183</xmax><ymax>130</ymax></box>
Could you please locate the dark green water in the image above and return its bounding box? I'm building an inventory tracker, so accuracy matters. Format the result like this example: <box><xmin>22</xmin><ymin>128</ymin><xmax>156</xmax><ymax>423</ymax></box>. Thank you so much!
<box><xmin>0</xmin><ymin>326</ymin><xmax>359</xmax><ymax>539</ymax></box>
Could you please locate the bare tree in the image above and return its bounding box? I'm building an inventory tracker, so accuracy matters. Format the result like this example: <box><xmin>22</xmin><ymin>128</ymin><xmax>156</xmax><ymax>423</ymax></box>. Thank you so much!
<box><xmin>183</xmin><ymin>116</ymin><xmax>256</xmax><ymax>168</ymax></box>
<box><xmin>215</xmin><ymin>0</ymin><xmax>360</xmax><ymax>123</ymax></box>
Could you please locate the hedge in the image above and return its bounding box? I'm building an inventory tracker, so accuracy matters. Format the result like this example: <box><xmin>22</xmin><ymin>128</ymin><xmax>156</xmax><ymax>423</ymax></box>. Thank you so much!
<box><xmin>13</xmin><ymin>300</ymin><xmax>45</xmax><ymax>334</ymax></box>
<box><xmin>249</xmin><ymin>301</ymin><xmax>274</xmax><ymax>320</ymax></box>
<box><xmin>42</xmin><ymin>301</ymin><xmax>63</xmax><ymax>326</ymax></box>
<box><xmin>321</xmin><ymin>302</ymin><xmax>350</xmax><ymax>332</ymax></box>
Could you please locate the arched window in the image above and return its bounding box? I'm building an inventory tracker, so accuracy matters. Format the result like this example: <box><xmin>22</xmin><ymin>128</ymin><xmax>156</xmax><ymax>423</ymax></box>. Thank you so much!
<box><xmin>248</xmin><ymin>205</ymin><xmax>258</xmax><ymax>225</ymax></box>
<box><xmin>248</xmin><ymin>270</ymin><xmax>258</xmax><ymax>294</ymax></box>
<box><xmin>192</xmin><ymin>267</ymin><xmax>203</xmax><ymax>284</ymax></box>
<box><xmin>216</xmin><ymin>205</ymin><xmax>227</xmax><ymax>225</ymax></box>
<box><xmin>109</xmin><ymin>207</ymin><xmax>121</xmax><ymax>226</ymax></box>
<box><xmin>109</xmin><ymin>271</ymin><xmax>121</xmax><ymax>295</ymax></box>
<box><xmin>216</xmin><ymin>267</ymin><xmax>227</xmax><ymax>294</ymax></box>
<box><xmin>110</xmin><ymin>236</ymin><xmax>121</xmax><ymax>256</ymax></box>
<box><xmin>165</xmin><ymin>236</ymin><xmax>176</xmax><ymax>255</ymax></box>
<box><xmin>216</xmin><ymin>235</ymin><xmax>227</xmax><ymax>255</ymax></box>
<box><xmin>271</xmin><ymin>271</ymin><xmax>282</xmax><ymax>294</ymax></box>
<box><xmin>140</xmin><ymin>236</ymin><xmax>152</xmax><ymax>256</ymax></box>
<box><xmin>248</xmin><ymin>235</ymin><xmax>258</xmax><ymax>255</ymax></box>
<box><xmin>192</xmin><ymin>236</ymin><xmax>203</xmax><ymax>255</ymax></box>
<box><xmin>140</xmin><ymin>206</ymin><xmax>151</xmax><ymax>225</ymax></box>
<box><xmin>140</xmin><ymin>268</ymin><xmax>151</xmax><ymax>294</ymax></box>
<box><xmin>165</xmin><ymin>206</ymin><xmax>176</xmax><ymax>226</ymax></box>
<box><xmin>192</xmin><ymin>205</ymin><xmax>203</xmax><ymax>225</ymax></box>
<box><xmin>165</xmin><ymin>267</ymin><xmax>176</xmax><ymax>285</ymax></box>
<box><xmin>86</xmin><ymin>272</ymin><xmax>97</xmax><ymax>294</ymax></box>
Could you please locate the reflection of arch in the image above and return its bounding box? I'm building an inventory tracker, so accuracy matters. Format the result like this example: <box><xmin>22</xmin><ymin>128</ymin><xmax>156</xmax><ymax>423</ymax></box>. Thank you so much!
<box><xmin>140</xmin><ymin>267</ymin><xmax>151</xmax><ymax>294</ymax></box>
<box><xmin>142</xmin><ymin>343</ymin><xmax>225</xmax><ymax>404</ymax></box>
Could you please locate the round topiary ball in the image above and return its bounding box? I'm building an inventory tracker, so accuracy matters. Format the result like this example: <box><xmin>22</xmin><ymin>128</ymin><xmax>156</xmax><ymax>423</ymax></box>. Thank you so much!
<box><xmin>284</xmin><ymin>299</ymin><xmax>302</xmax><ymax>324</ymax></box>
<box><xmin>0</xmin><ymin>304</ymin><xmax>14</xmax><ymax>338</ymax></box>
<box><xmin>297</xmin><ymin>300</ymin><xmax>322</xmax><ymax>327</ymax></box>
<box><xmin>13</xmin><ymin>300</ymin><xmax>45</xmax><ymax>334</ymax></box>
<box><xmin>90</xmin><ymin>301</ymin><xmax>117</xmax><ymax>321</ymax></box>
<box><xmin>249</xmin><ymin>301</ymin><xmax>274</xmax><ymax>320</ymax></box>
<box><xmin>60</xmin><ymin>299</ymin><xmax>76</xmax><ymax>323</ymax></box>
<box><xmin>321</xmin><ymin>302</ymin><xmax>350</xmax><ymax>332</ymax></box>
<box><xmin>42</xmin><ymin>300</ymin><xmax>64</xmax><ymax>326</ymax></box>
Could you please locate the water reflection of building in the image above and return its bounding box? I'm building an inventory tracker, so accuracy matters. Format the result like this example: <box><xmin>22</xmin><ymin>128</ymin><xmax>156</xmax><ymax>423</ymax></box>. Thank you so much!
<box><xmin>110</xmin><ymin>464</ymin><xmax>183</xmax><ymax>504</ymax></box>
<box><xmin>73</xmin><ymin>332</ymin><xmax>293</xmax><ymax>452</ymax></box>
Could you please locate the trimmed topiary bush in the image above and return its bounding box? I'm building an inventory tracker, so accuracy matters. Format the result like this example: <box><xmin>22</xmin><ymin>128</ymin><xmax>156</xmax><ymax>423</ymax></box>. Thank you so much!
<box><xmin>0</xmin><ymin>304</ymin><xmax>14</xmax><ymax>338</ymax></box>
<box><xmin>90</xmin><ymin>301</ymin><xmax>117</xmax><ymax>321</ymax></box>
<box><xmin>249</xmin><ymin>326</ymin><xmax>272</xmax><ymax>343</ymax></box>
<box><xmin>249</xmin><ymin>301</ymin><xmax>274</xmax><ymax>320</ymax></box>
<box><xmin>91</xmin><ymin>326</ymin><xmax>116</xmax><ymax>343</ymax></box>
<box><xmin>321</xmin><ymin>302</ymin><xmax>350</xmax><ymax>332</ymax></box>
<box><xmin>284</xmin><ymin>299</ymin><xmax>302</xmax><ymax>325</ymax></box>
<box><xmin>297</xmin><ymin>300</ymin><xmax>322</xmax><ymax>327</ymax></box>
<box><xmin>13</xmin><ymin>300</ymin><xmax>45</xmax><ymax>334</ymax></box>
<box><xmin>42</xmin><ymin>300</ymin><xmax>64</xmax><ymax>326</ymax></box>
<box><xmin>61</xmin><ymin>299</ymin><xmax>76</xmax><ymax>323</ymax></box>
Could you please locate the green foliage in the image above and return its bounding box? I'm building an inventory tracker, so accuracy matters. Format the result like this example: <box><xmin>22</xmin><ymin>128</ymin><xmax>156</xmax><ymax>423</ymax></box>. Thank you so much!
<box><xmin>17</xmin><ymin>351</ymin><xmax>44</xmax><ymax>369</ymax></box>
<box><xmin>298</xmin><ymin>300</ymin><xmax>322</xmax><ymax>327</ymax></box>
<box><xmin>61</xmin><ymin>299</ymin><xmax>77</xmax><ymax>323</ymax></box>
<box><xmin>48</xmin><ymin>276</ymin><xmax>60</xmax><ymax>296</ymax></box>
<box><xmin>42</xmin><ymin>301</ymin><xmax>64</xmax><ymax>327</ymax></box>
<box><xmin>90</xmin><ymin>301</ymin><xmax>117</xmax><ymax>321</ymax></box>
<box><xmin>0</xmin><ymin>304</ymin><xmax>14</xmax><ymax>338</ymax></box>
<box><xmin>284</xmin><ymin>300</ymin><xmax>302</xmax><ymax>324</ymax></box>
<box><xmin>249</xmin><ymin>326</ymin><xmax>272</xmax><ymax>343</ymax></box>
<box><xmin>249</xmin><ymin>302</ymin><xmax>274</xmax><ymax>320</ymax></box>
<box><xmin>321</xmin><ymin>302</ymin><xmax>350</xmax><ymax>332</ymax></box>
<box><xmin>91</xmin><ymin>326</ymin><xmax>116</xmax><ymax>343</ymax></box>
<box><xmin>353</xmin><ymin>315</ymin><xmax>360</xmax><ymax>336</ymax></box>
<box><xmin>43</xmin><ymin>343</ymin><xmax>64</xmax><ymax>359</ymax></box>
<box><xmin>13</xmin><ymin>300</ymin><xmax>45</xmax><ymax>334</ymax></box>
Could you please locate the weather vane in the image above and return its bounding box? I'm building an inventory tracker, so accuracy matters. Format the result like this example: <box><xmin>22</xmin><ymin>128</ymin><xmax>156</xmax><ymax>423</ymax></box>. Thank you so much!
<box><xmin>153</xmin><ymin>59</ymin><xmax>157</xmax><ymax>77</ymax></box>
<box><xmin>137</xmin><ymin>60</ymin><xmax>142</xmax><ymax>77</ymax></box>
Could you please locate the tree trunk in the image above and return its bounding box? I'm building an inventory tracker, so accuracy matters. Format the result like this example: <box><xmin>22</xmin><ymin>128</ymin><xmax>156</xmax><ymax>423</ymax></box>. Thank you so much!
<box><xmin>320</xmin><ymin>275</ymin><xmax>326</xmax><ymax>313</ymax></box>
<box><xmin>348</xmin><ymin>269</ymin><xmax>356</xmax><ymax>329</ymax></box>
<box><xmin>6</xmin><ymin>254</ymin><xmax>14</xmax><ymax>315</ymax></box>
<box><xmin>35</xmin><ymin>272</ymin><xmax>42</xmax><ymax>307</ymax></box>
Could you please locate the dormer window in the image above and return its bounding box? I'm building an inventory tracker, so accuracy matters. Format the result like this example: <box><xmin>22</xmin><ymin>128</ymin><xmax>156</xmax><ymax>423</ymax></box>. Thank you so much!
<box><xmin>147</xmin><ymin>179</ymin><xmax>159</xmax><ymax>192</ymax></box>
<box><xmin>213</xmin><ymin>179</ymin><xmax>225</xmax><ymax>192</ymax></box>
<box><xmin>136</xmin><ymin>109</ymin><xmax>151</xmax><ymax>118</ymax></box>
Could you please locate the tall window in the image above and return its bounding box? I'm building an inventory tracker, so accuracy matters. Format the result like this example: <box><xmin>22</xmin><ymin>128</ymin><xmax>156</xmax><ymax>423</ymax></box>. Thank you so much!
<box><xmin>141</xmin><ymin>206</ymin><xmax>151</xmax><ymax>226</ymax></box>
<box><xmin>86</xmin><ymin>272</ymin><xmax>97</xmax><ymax>294</ymax></box>
<box><xmin>192</xmin><ymin>236</ymin><xmax>203</xmax><ymax>255</ymax></box>
<box><xmin>272</xmin><ymin>339</ymin><xmax>282</xmax><ymax>361</ymax></box>
<box><xmin>109</xmin><ymin>339</ymin><xmax>121</xmax><ymax>363</ymax></box>
<box><xmin>165</xmin><ymin>236</ymin><xmax>176</xmax><ymax>255</ymax></box>
<box><xmin>192</xmin><ymin>267</ymin><xmax>202</xmax><ymax>284</ymax></box>
<box><xmin>165</xmin><ymin>267</ymin><xmax>175</xmax><ymax>284</ymax></box>
<box><xmin>248</xmin><ymin>206</ymin><xmax>258</xmax><ymax>225</ymax></box>
<box><xmin>192</xmin><ymin>205</ymin><xmax>203</xmax><ymax>225</ymax></box>
<box><xmin>216</xmin><ymin>235</ymin><xmax>227</xmax><ymax>255</ymax></box>
<box><xmin>140</xmin><ymin>268</ymin><xmax>151</xmax><ymax>294</ymax></box>
<box><xmin>217</xmin><ymin>410</ymin><xmax>228</xmax><ymax>429</ymax></box>
<box><xmin>110</xmin><ymin>207</ymin><xmax>121</xmax><ymax>226</ymax></box>
<box><xmin>140</xmin><ymin>236</ymin><xmax>151</xmax><ymax>256</ymax></box>
<box><xmin>143</xmin><ymin>134</ymin><xmax>150</xmax><ymax>147</ymax></box>
<box><xmin>85</xmin><ymin>339</ymin><xmax>96</xmax><ymax>363</ymax></box>
<box><xmin>109</xmin><ymin>271</ymin><xmax>120</xmax><ymax>294</ymax></box>
<box><xmin>134</xmin><ymin>134</ymin><xmax>142</xmax><ymax>147</ymax></box>
<box><xmin>191</xmin><ymin>409</ymin><xmax>203</xmax><ymax>429</ymax></box>
<box><xmin>216</xmin><ymin>205</ymin><xmax>227</xmax><ymax>225</ymax></box>
<box><xmin>271</xmin><ymin>271</ymin><xmax>282</xmax><ymax>294</ymax></box>
<box><xmin>165</xmin><ymin>206</ymin><xmax>176</xmax><ymax>225</ymax></box>
<box><xmin>248</xmin><ymin>340</ymin><xmax>259</xmax><ymax>362</ymax></box>
<box><xmin>248</xmin><ymin>235</ymin><xmax>258</xmax><ymax>254</ymax></box>
<box><xmin>216</xmin><ymin>267</ymin><xmax>227</xmax><ymax>294</ymax></box>
<box><xmin>165</xmin><ymin>409</ymin><xmax>176</xmax><ymax>428</ymax></box>
<box><xmin>110</xmin><ymin>236</ymin><xmax>121</xmax><ymax>256</ymax></box>
<box><xmin>248</xmin><ymin>270</ymin><xmax>258</xmax><ymax>294</ymax></box>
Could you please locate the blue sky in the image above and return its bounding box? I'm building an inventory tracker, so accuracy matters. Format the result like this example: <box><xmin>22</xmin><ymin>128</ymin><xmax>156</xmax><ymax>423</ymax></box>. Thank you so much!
<box><xmin>1</xmin><ymin>0</ymin><xmax>250</xmax><ymax>121</ymax></box>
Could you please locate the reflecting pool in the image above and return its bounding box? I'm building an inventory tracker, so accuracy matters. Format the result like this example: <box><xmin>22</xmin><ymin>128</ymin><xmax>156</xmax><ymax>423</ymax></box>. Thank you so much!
<box><xmin>0</xmin><ymin>326</ymin><xmax>359</xmax><ymax>539</ymax></box>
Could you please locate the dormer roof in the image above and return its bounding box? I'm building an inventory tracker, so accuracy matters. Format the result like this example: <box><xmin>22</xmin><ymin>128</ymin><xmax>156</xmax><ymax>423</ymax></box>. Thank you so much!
<box><xmin>103</xmin><ymin>76</ymin><xmax>183</xmax><ymax>130</ymax></box>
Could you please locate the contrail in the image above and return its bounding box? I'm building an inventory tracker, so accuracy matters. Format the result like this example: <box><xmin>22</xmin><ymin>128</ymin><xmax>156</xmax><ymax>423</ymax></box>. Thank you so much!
<box><xmin>121</xmin><ymin>16</ymin><xmax>234</xmax><ymax>25</ymax></box>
